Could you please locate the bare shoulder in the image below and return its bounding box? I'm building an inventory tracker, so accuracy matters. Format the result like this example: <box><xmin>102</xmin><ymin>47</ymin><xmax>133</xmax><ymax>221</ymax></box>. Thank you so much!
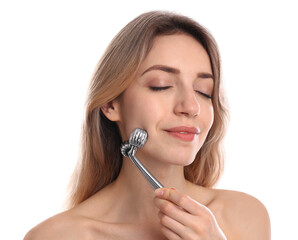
<box><xmin>23</xmin><ymin>211</ymin><xmax>97</xmax><ymax>240</ymax></box>
<box><xmin>210</xmin><ymin>189</ymin><xmax>271</xmax><ymax>240</ymax></box>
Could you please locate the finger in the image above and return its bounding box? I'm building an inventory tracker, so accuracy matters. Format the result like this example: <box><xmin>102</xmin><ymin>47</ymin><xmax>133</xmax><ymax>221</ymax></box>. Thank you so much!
<box><xmin>160</xmin><ymin>226</ymin><xmax>181</xmax><ymax>240</ymax></box>
<box><xmin>155</xmin><ymin>188</ymin><xmax>208</xmax><ymax>216</ymax></box>
<box><xmin>155</xmin><ymin>197</ymin><xmax>203</xmax><ymax>237</ymax></box>
<box><xmin>154</xmin><ymin>197</ymin><xmax>189</xmax><ymax>226</ymax></box>
<box><xmin>158</xmin><ymin>211</ymin><xmax>200</xmax><ymax>240</ymax></box>
<box><xmin>158</xmin><ymin>211</ymin><xmax>184</xmax><ymax>239</ymax></box>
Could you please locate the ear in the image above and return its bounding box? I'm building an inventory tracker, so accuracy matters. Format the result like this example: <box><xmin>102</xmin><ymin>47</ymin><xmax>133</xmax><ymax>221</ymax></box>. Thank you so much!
<box><xmin>100</xmin><ymin>100</ymin><xmax>121</xmax><ymax>122</ymax></box>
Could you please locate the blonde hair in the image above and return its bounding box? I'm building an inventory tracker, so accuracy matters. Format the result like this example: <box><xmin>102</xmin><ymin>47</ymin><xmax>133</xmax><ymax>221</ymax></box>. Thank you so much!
<box><xmin>67</xmin><ymin>11</ymin><xmax>229</xmax><ymax>208</ymax></box>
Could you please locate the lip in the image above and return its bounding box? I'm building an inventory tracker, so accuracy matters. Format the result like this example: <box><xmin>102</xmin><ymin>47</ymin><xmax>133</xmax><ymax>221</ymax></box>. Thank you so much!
<box><xmin>164</xmin><ymin>126</ymin><xmax>200</xmax><ymax>142</ymax></box>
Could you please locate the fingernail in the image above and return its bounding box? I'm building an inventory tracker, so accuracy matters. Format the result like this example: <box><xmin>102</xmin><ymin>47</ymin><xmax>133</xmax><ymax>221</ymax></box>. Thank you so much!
<box><xmin>155</xmin><ymin>188</ymin><xmax>164</xmax><ymax>197</ymax></box>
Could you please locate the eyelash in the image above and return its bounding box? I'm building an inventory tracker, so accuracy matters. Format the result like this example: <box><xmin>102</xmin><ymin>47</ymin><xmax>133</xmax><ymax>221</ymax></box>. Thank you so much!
<box><xmin>150</xmin><ymin>86</ymin><xmax>212</xmax><ymax>99</ymax></box>
<box><xmin>149</xmin><ymin>86</ymin><xmax>171</xmax><ymax>91</ymax></box>
<box><xmin>196</xmin><ymin>91</ymin><xmax>212</xmax><ymax>99</ymax></box>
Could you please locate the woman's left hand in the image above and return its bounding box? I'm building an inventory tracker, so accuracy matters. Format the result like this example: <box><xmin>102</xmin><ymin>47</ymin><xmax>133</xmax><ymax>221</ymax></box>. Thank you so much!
<box><xmin>154</xmin><ymin>187</ymin><xmax>227</xmax><ymax>240</ymax></box>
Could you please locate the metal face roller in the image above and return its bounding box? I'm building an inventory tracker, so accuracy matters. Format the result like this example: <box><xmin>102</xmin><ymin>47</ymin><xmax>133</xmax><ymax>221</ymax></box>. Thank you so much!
<box><xmin>120</xmin><ymin>128</ymin><xmax>164</xmax><ymax>190</ymax></box>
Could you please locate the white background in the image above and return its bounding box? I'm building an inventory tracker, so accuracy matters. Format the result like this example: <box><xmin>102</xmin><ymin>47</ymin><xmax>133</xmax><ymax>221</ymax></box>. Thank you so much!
<box><xmin>0</xmin><ymin>1</ymin><xmax>297</xmax><ymax>239</ymax></box>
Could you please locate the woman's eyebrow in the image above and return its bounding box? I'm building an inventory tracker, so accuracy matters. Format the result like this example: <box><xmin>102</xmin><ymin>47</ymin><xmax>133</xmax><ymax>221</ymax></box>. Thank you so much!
<box><xmin>141</xmin><ymin>64</ymin><xmax>180</xmax><ymax>76</ymax></box>
<box><xmin>197</xmin><ymin>72</ymin><xmax>214</xmax><ymax>80</ymax></box>
<box><xmin>141</xmin><ymin>64</ymin><xmax>214</xmax><ymax>80</ymax></box>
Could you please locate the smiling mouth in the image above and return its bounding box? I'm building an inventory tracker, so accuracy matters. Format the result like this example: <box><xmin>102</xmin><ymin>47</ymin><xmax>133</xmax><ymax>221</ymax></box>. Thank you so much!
<box><xmin>164</xmin><ymin>126</ymin><xmax>200</xmax><ymax>142</ymax></box>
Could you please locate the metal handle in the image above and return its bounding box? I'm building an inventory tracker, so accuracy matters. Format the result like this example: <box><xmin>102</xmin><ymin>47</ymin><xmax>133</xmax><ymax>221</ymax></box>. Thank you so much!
<box><xmin>128</xmin><ymin>146</ymin><xmax>164</xmax><ymax>190</ymax></box>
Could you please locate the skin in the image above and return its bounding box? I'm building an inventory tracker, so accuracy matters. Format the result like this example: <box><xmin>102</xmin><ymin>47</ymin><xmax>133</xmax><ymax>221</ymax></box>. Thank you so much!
<box><xmin>24</xmin><ymin>34</ymin><xmax>271</xmax><ymax>240</ymax></box>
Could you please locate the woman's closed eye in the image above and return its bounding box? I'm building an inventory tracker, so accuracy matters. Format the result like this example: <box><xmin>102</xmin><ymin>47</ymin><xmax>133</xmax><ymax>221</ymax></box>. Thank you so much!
<box><xmin>149</xmin><ymin>86</ymin><xmax>172</xmax><ymax>91</ymax></box>
<box><xmin>196</xmin><ymin>90</ymin><xmax>212</xmax><ymax>99</ymax></box>
<box><xmin>150</xmin><ymin>86</ymin><xmax>212</xmax><ymax>99</ymax></box>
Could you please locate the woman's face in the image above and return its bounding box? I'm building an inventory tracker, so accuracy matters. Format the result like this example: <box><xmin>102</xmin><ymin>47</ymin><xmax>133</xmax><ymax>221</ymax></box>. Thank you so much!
<box><xmin>115</xmin><ymin>33</ymin><xmax>214</xmax><ymax>166</ymax></box>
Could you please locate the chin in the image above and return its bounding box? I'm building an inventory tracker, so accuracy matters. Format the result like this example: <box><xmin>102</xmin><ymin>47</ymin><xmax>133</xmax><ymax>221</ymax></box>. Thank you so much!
<box><xmin>139</xmin><ymin>139</ymin><xmax>200</xmax><ymax>165</ymax></box>
<box><xmin>171</xmin><ymin>156</ymin><xmax>196</xmax><ymax>166</ymax></box>
<box><xmin>167</xmin><ymin>147</ymin><xmax>200</xmax><ymax>164</ymax></box>
<box><xmin>156</xmin><ymin>151</ymin><xmax>197</xmax><ymax>167</ymax></box>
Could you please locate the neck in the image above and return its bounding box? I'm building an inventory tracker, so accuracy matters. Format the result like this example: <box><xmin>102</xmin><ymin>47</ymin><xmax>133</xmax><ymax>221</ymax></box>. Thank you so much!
<box><xmin>107</xmin><ymin>153</ymin><xmax>190</xmax><ymax>223</ymax></box>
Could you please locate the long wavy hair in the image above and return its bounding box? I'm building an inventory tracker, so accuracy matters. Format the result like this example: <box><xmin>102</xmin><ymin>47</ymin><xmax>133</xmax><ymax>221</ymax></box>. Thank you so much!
<box><xmin>67</xmin><ymin>11</ymin><xmax>229</xmax><ymax>208</ymax></box>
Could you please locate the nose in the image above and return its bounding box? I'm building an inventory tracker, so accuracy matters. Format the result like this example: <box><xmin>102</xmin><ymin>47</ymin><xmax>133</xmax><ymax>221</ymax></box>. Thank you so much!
<box><xmin>174</xmin><ymin>88</ymin><xmax>200</xmax><ymax>117</ymax></box>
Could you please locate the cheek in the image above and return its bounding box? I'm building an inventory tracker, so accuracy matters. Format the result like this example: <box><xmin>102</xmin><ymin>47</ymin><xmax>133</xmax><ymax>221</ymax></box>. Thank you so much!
<box><xmin>207</xmin><ymin>104</ymin><xmax>214</xmax><ymax>128</ymax></box>
<box><xmin>201</xmin><ymin>103</ymin><xmax>214</xmax><ymax>133</ymax></box>
<box><xmin>118</xmin><ymin>92</ymin><xmax>163</xmax><ymax>139</ymax></box>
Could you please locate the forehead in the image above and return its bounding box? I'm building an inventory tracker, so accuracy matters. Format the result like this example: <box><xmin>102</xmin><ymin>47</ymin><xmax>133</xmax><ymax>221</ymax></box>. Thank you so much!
<box><xmin>138</xmin><ymin>33</ymin><xmax>212</xmax><ymax>75</ymax></box>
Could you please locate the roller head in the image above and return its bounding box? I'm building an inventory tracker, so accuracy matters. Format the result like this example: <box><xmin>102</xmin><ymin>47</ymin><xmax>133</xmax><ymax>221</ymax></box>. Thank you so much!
<box><xmin>129</xmin><ymin>128</ymin><xmax>148</xmax><ymax>148</ymax></box>
<box><xmin>120</xmin><ymin>140</ymin><xmax>130</xmax><ymax>157</ymax></box>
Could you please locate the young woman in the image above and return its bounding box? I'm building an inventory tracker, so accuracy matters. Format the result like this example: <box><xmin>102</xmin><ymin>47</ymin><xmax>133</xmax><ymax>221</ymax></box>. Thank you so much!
<box><xmin>24</xmin><ymin>11</ymin><xmax>270</xmax><ymax>239</ymax></box>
